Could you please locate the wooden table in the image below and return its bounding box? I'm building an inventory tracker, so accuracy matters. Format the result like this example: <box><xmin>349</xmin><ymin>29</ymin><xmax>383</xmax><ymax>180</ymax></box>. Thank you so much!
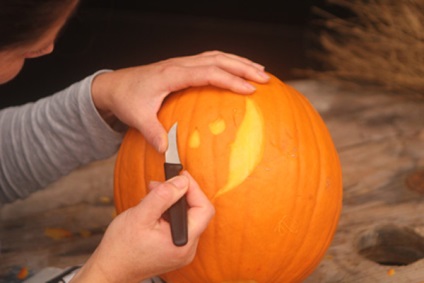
<box><xmin>1</xmin><ymin>79</ymin><xmax>423</xmax><ymax>282</ymax></box>
<box><xmin>291</xmin><ymin>81</ymin><xmax>424</xmax><ymax>283</ymax></box>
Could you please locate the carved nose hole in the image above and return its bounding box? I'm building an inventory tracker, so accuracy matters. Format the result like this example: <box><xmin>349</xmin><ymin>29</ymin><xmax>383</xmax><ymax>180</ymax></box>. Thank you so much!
<box><xmin>357</xmin><ymin>224</ymin><xmax>424</xmax><ymax>266</ymax></box>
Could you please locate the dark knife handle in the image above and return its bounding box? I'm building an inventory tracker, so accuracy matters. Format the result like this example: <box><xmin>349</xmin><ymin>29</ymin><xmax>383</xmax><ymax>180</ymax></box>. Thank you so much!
<box><xmin>164</xmin><ymin>162</ymin><xmax>188</xmax><ymax>246</ymax></box>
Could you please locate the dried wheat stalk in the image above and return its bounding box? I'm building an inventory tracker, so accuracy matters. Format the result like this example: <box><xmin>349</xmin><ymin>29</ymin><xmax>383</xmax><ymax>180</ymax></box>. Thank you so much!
<box><xmin>307</xmin><ymin>0</ymin><xmax>424</xmax><ymax>95</ymax></box>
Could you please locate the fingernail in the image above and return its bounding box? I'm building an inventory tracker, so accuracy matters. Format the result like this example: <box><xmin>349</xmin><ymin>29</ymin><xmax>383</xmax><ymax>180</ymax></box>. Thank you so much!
<box><xmin>168</xmin><ymin>175</ymin><xmax>188</xmax><ymax>190</ymax></box>
<box><xmin>258</xmin><ymin>70</ymin><xmax>270</xmax><ymax>80</ymax></box>
<box><xmin>243</xmin><ymin>82</ymin><xmax>256</xmax><ymax>92</ymax></box>
<box><xmin>154</xmin><ymin>134</ymin><xmax>167</xmax><ymax>153</ymax></box>
<box><xmin>253</xmin><ymin>62</ymin><xmax>265</xmax><ymax>70</ymax></box>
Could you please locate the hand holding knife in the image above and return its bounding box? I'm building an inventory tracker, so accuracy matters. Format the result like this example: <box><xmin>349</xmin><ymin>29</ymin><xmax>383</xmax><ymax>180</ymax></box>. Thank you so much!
<box><xmin>164</xmin><ymin>122</ymin><xmax>188</xmax><ymax>246</ymax></box>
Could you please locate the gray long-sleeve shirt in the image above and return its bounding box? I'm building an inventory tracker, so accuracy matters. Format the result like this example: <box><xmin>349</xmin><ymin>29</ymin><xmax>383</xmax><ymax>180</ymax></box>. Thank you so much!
<box><xmin>0</xmin><ymin>71</ymin><xmax>125</xmax><ymax>204</ymax></box>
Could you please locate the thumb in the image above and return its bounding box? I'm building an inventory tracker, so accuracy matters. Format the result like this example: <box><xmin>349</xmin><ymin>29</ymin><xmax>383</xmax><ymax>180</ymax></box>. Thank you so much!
<box><xmin>138</xmin><ymin>117</ymin><xmax>168</xmax><ymax>153</ymax></box>
<box><xmin>141</xmin><ymin>175</ymin><xmax>189</xmax><ymax>221</ymax></box>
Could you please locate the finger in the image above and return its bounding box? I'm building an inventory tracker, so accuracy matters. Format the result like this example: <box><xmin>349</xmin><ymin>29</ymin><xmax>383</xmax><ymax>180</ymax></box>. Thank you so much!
<box><xmin>182</xmin><ymin>171</ymin><xmax>215</xmax><ymax>237</ymax></box>
<box><xmin>174</xmin><ymin>51</ymin><xmax>269</xmax><ymax>84</ymax></box>
<box><xmin>199</xmin><ymin>51</ymin><xmax>266</xmax><ymax>71</ymax></box>
<box><xmin>180</xmin><ymin>51</ymin><xmax>265</xmax><ymax>71</ymax></box>
<box><xmin>218</xmin><ymin>52</ymin><xmax>265</xmax><ymax>70</ymax></box>
<box><xmin>166</xmin><ymin>65</ymin><xmax>262</xmax><ymax>94</ymax></box>
<box><xmin>138</xmin><ymin>175</ymin><xmax>189</xmax><ymax>223</ymax></box>
<box><xmin>137</xmin><ymin>116</ymin><xmax>168</xmax><ymax>153</ymax></box>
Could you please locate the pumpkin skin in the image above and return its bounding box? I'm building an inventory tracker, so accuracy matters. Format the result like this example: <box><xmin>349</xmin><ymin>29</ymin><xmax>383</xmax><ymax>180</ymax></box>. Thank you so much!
<box><xmin>114</xmin><ymin>74</ymin><xmax>343</xmax><ymax>283</ymax></box>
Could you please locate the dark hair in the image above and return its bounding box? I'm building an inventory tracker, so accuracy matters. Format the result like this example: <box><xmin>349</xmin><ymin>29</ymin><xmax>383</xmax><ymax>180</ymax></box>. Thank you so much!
<box><xmin>0</xmin><ymin>0</ymin><xmax>77</xmax><ymax>51</ymax></box>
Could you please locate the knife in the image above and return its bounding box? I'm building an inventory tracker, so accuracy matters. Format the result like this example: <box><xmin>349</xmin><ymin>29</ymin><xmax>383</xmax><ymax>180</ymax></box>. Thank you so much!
<box><xmin>164</xmin><ymin>122</ymin><xmax>188</xmax><ymax>246</ymax></box>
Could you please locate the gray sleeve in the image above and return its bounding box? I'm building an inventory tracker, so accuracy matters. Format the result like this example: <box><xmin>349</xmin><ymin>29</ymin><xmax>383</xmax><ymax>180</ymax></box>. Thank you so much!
<box><xmin>0</xmin><ymin>71</ymin><xmax>125</xmax><ymax>204</ymax></box>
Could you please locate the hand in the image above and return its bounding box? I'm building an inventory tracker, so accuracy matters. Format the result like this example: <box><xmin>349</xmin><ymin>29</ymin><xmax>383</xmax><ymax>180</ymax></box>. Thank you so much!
<box><xmin>71</xmin><ymin>171</ymin><xmax>215</xmax><ymax>283</ymax></box>
<box><xmin>91</xmin><ymin>50</ymin><xmax>270</xmax><ymax>152</ymax></box>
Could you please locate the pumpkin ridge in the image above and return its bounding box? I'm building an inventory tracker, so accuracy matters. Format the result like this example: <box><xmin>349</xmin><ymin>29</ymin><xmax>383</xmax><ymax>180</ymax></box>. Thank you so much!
<box><xmin>291</xmin><ymin>86</ymin><xmax>342</xmax><ymax>280</ymax></box>
<box><xmin>289</xmin><ymin>87</ymin><xmax>324</xmax><ymax>280</ymax></box>
<box><xmin>288</xmin><ymin>85</ymin><xmax>311</xmax><ymax>279</ymax></box>
<box><xmin>259</xmin><ymin>82</ymin><xmax>299</xmax><ymax>283</ymax></box>
<box><xmin>273</xmin><ymin>82</ymin><xmax>321</xmax><ymax>280</ymax></box>
<box><xmin>297</xmin><ymin>87</ymin><xmax>338</xmax><ymax>280</ymax></box>
<box><xmin>273</xmin><ymin>82</ymin><xmax>303</xmax><ymax>278</ymax></box>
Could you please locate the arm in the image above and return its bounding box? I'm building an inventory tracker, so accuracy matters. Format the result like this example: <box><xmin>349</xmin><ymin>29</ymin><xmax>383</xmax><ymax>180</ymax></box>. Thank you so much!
<box><xmin>0</xmin><ymin>71</ymin><xmax>124</xmax><ymax>203</ymax></box>
<box><xmin>0</xmin><ymin>51</ymin><xmax>269</xmax><ymax>204</ymax></box>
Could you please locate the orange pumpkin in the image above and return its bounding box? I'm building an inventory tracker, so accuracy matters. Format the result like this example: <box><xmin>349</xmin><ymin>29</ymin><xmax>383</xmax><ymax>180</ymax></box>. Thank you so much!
<box><xmin>114</xmin><ymin>73</ymin><xmax>343</xmax><ymax>283</ymax></box>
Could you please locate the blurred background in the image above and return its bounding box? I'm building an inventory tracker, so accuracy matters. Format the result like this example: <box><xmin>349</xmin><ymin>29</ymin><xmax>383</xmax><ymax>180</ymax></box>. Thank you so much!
<box><xmin>0</xmin><ymin>0</ymin><xmax>326</xmax><ymax>107</ymax></box>
<box><xmin>1</xmin><ymin>0</ymin><xmax>421</xmax><ymax>108</ymax></box>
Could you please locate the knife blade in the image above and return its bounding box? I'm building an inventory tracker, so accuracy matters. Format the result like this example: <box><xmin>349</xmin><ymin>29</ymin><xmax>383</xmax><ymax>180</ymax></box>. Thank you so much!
<box><xmin>164</xmin><ymin>122</ymin><xmax>188</xmax><ymax>246</ymax></box>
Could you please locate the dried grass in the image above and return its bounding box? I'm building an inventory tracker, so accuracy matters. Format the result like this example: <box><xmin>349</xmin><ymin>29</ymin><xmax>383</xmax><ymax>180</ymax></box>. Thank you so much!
<box><xmin>304</xmin><ymin>0</ymin><xmax>424</xmax><ymax>96</ymax></box>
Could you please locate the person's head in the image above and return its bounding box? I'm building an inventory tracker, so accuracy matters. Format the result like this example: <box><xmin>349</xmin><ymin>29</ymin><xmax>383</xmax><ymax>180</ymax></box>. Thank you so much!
<box><xmin>0</xmin><ymin>0</ymin><xmax>79</xmax><ymax>84</ymax></box>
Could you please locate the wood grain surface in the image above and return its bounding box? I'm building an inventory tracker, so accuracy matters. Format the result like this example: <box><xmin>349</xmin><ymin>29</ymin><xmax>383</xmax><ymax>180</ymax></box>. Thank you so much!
<box><xmin>1</xmin><ymin>79</ymin><xmax>423</xmax><ymax>282</ymax></box>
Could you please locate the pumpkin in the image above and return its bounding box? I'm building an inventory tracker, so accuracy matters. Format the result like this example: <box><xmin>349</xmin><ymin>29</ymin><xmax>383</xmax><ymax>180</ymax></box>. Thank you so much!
<box><xmin>114</xmin><ymin>73</ymin><xmax>343</xmax><ymax>283</ymax></box>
